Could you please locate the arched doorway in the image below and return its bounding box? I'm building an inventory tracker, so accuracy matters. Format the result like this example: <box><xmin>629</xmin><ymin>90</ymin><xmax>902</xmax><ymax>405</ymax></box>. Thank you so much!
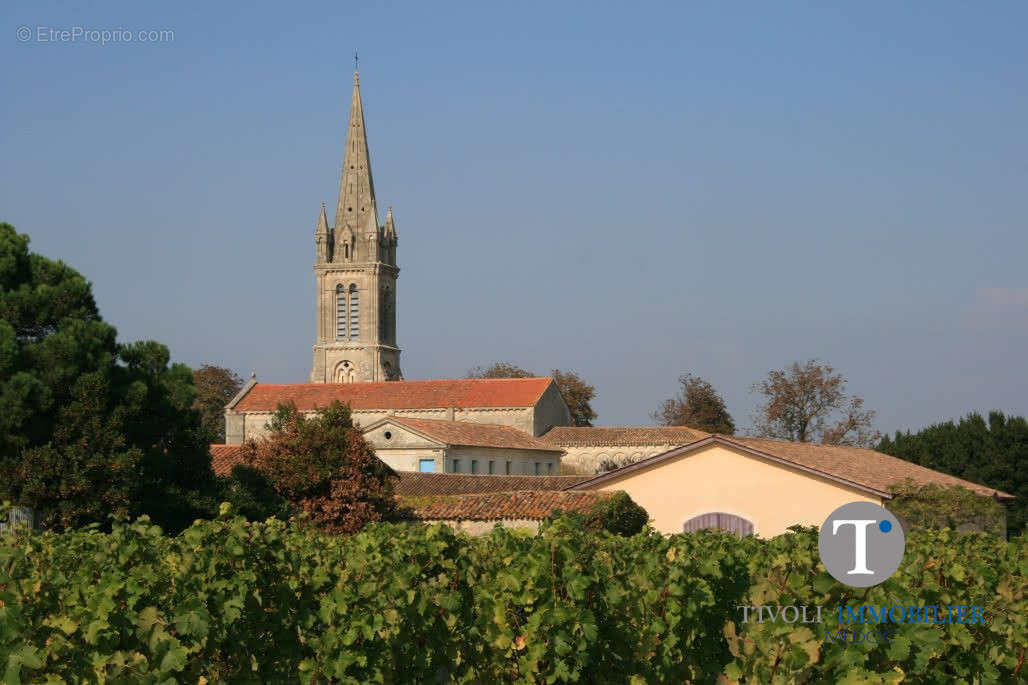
<box><xmin>683</xmin><ymin>512</ymin><xmax>754</xmax><ymax>536</ymax></box>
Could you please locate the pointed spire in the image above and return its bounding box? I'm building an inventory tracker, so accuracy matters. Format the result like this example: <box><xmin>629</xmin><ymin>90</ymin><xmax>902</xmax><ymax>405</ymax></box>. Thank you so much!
<box><xmin>384</xmin><ymin>206</ymin><xmax>396</xmax><ymax>240</ymax></box>
<box><xmin>315</xmin><ymin>202</ymin><xmax>330</xmax><ymax>262</ymax></box>
<box><xmin>334</xmin><ymin>68</ymin><xmax>379</xmax><ymax>258</ymax></box>
<box><xmin>315</xmin><ymin>202</ymin><xmax>329</xmax><ymax>234</ymax></box>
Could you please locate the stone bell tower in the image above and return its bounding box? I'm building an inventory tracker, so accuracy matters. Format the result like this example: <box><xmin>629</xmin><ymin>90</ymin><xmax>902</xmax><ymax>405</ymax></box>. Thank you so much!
<box><xmin>310</xmin><ymin>70</ymin><xmax>401</xmax><ymax>383</ymax></box>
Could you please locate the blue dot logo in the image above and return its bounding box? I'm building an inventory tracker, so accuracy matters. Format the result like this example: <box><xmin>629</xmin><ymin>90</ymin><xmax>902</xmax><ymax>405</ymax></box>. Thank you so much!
<box><xmin>878</xmin><ymin>520</ymin><xmax>892</xmax><ymax>533</ymax></box>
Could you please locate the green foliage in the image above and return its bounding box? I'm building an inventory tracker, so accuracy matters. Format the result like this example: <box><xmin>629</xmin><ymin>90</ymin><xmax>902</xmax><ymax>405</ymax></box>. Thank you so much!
<box><xmin>887</xmin><ymin>480</ymin><xmax>1007</xmax><ymax>537</ymax></box>
<box><xmin>0</xmin><ymin>223</ymin><xmax>217</xmax><ymax>533</ymax></box>
<box><xmin>653</xmin><ymin>372</ymin><xmax>736</xmax><ymax>434</ymax></box>
<box><xmin>588</xmin><ymin>491</ymin><xmax>649</xmax><ymax>536</ymax></box>
<box><xmin>192</xmin><ymin>364</ymin><xmax>243</xmax><ymax>443</ymax></box>
<box><xmin>753</xmin><ymin>359</ymin><xmax>879</xmax><ymax>446</ymax></box>
<box><xmin>220</xmin><ymin>465</ymin><xmax>292</xmax><ymax>522</ymax></box>
<box><xmin>879</xmin><ymin>411</ymin><xmax>1027</xmax><ymax>537</ymax></box>
<box><xmin>547</xmin><ymin>492</ymin><xmax>650</xmax><ymax>536</ymax></box>
<box><xmin>240</xmin><ymin>401</ymin><xmax>398</xmax><ymax>533</ymax></box>
<box><xmin>3</xmin><ymin>517</ymin><xmax>1024</xmax><ymax>684</ymax></box>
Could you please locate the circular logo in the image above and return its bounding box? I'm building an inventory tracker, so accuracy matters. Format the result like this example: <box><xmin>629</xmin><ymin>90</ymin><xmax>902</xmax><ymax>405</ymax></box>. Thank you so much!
<box><xmin>818</xmin><ymin>502</ymin><xmax>904</xmax><ymax>587</ymax></box>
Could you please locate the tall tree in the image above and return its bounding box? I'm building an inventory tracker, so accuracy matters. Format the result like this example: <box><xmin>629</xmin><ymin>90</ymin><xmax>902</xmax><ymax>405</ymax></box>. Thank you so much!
<box><xmin>878</xmin><ymin>412</ymin><xmax>1027</xmax><ymax>536</ymax></box>
<box><xmin>752</xmin><ymin>359</ymin><xmax>878</xmax><ymax>446</ymax></box>
<box><xmin>240</xmin><ymin>401</ymin><xmax>398</xmax><ymax>534</ymax></box>
<box><xmin>652</xmin><ymin>373</ymin><xmax>735</xmax><ymax>434</ymax></box>
<box><xmin>0</xmin><ymin>222</ymin><xmax>216</xmax><ymax>532</ymax></box>
<box><xmin>467</xmin><ymin>362</ymin><xmax>597</xmax><ymax>426</ymax></box>
<box><xmin>550</xmin><ymin>369</ymin><xmax>596</xmax><ymax>427</ymax></box>
<box><xmin>193</xmin><ymin>364</ymin><xmax>243</xmax><ymax>442</ymax></box>
<box><xmin>466</xmin><ymin>362</ymin><xmax>533</xmax><ymax>379</ymax></box>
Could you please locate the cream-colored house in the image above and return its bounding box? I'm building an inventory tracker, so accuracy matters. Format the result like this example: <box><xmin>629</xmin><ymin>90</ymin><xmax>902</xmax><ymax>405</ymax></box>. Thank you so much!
<box><xmin>570</xmin><ymin>435</ymin><xmax>1012</xmax><ymax>536</ymax></box>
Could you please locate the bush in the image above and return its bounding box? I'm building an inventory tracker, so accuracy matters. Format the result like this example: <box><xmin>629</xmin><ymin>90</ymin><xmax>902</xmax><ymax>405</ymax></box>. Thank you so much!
<box><xmin>887</xmin><ymin>479</ymin><xmax>1007</xmax><ymax>537</ymax></box>
<box><xmin>239</xmin><ymin>401</ymin><xmax>398</xmax><ymax>533</ymax></box>
<box><xmin>586</xmin><ymin>491</ymin><xmax>649</xmax><ymax>535</ymax></box>
<box><xmin>2</xmin><ymin>513</ymin><xmax>1024</xmax><ymax>683</ymax></box>
<box><xmin>219</xmin><ymin>465</ymin><xmax>292</xmax><ymax>522</ymax></box>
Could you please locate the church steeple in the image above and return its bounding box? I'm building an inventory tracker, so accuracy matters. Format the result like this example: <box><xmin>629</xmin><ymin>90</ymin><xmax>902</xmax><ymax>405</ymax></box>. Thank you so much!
<box><xmin>334</xmin><ymin>69</ymin><xmax>379</xmax><ymax>261</ymax></box>
<box><xmin>311</xmin><ymin>69</ymin><xmax>403</xmax><ymax>384</ymax></box>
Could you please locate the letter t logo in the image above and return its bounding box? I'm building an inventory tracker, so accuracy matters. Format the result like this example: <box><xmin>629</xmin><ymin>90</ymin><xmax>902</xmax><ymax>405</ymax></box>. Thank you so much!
<box><xmin>832</xmin><ymin>519</ymin><xmax>876</xmax><ymax>574</ymax></box>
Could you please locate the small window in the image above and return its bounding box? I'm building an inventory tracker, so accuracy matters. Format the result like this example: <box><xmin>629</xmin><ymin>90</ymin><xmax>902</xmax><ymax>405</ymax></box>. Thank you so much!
<box><xmin>534</xmin><ymin>462</ymin><xmax>541</xmax><ymax>475</ymax></box>
<box><xmin>471</xmin><ymin>460</ymin><xmax>478</xmax><ymax>474</ymax></box>
<box><xmin>452</xmin><ymin>459</ymin><xmax>460</xmax><ymax>473</ymax></box>
<box><xmin>383</xmin><ymin>431</ymin><xmax>392</xmax><ymax>440</ymax></box>
<box><xmin>547</xmin><ymin>463</ymin><xmax>553</xmax><ymax>474</ymax></box>
<box><xmin>418</xmin><ymin>459</ymin><xmax>435</xmax><ymax>473</ymax></box>
<box><xmin>488</xmin><ymin>460</ymin><xmax>495</xmax><ymax>474</ymax></box>
<box><xmin>505</xmin><ymin>461</ymin><xmax>512</xmax><ymax>475</ymax></box>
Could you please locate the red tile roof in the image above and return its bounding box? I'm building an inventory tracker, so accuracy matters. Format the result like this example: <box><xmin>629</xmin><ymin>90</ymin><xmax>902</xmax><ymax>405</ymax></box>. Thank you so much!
<box><xmin>382</xmin><ymin>417</ymin><xmax>563</xmax><ymax>452</ymax></box>
<box><xmin>233</xmin><ymin>377</ymin><xmax>555</xmax><ymax>412</ymax></box>
<box><xmin>729</xmin><ymin>436</ymin><xmax>1014</xmax><ymax>499</ymax></box>
<box><xmin>396</xmin><ymin>472</ymin><xmax>590</xmax><ymax>496</ymax></box>
<box><xmin>210</xmin><ymin>444</ymin><xmax>245</xmax><ymax>477</ymax></box>
<box><xmin>571</xmin><ymin>435</ymin><xmax>1014</xmax><ymax>499</ymax></box>
<box><xmin>542</xmin><ymin>426</ymin><xmax>710</xmax><ymax>446</ymax></box>
<box><xmin>401</xmin><ymin>490</ymin><xmax>616</xmax><ymax>521</ymax></box>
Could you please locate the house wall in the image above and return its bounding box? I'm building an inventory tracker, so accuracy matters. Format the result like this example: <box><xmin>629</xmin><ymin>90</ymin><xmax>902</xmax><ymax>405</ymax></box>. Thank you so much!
<box><xmin>446</xmin><ymin>446</ymin><xmax>560</xmax><ymax>476</ymax></box>
<box><xmin>359</xmin><ymin>424</ymin><xmax>562</xmax><ymax>474</ymax></box>
<box><xmin>376</xmin><ymin>449</ymin><xmax>446</xmax><ymax>473</ymax></box>
<box><xmin>533</xmin><ymin>383</ymin><xmax>572</xmax><ymax>437</ymax></box>
<box><xmin>582</xmin><ymin>443</ymin><xmax>882</xmax><ymax>537</ymax></box>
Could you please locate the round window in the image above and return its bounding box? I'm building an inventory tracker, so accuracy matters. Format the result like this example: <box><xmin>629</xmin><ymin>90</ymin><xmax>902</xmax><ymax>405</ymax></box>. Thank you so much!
<box><xmin>383</xmin><ymin>431</ymin><xmax>392</xmax><ymax>440</ymax></box>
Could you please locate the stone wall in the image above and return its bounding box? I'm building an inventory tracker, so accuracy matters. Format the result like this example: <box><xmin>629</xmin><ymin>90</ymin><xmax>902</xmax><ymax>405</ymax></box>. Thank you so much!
<box><xmin>560</xmin><ymin>444</ymin><xmax>676</xmax><ymax>475</ymax></box>
<box><xmin>417</xmin><ymin>518</ymin><xmax>540</xmax><ymax>535</ymax></box>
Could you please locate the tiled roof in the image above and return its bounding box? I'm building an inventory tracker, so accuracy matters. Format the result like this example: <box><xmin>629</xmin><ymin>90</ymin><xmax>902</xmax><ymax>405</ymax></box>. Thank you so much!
<box><xmin>729</xmin><ymin>436</ymin><xmax>1014</xmax><ymax>499</ymax></box>
<box><xmin>401</xmin><ymin>490</ymin><xmax>616</xmax><ymax>521</ymax></box>
<box><xmin>233</xmin><ymin>378</ymin><xmax>555</xmax><ymax>412</ymax></box>
<box><xmin>210</xmin><ymin>444</ymin><xmax>245</xmax><ymax>477</ymax></box>
<box><xmin>396</xmin><ymin>472</ymin><xmax>590</xmax><ymax>496</ymax></box>
<box><xmin>542</xmin><ymin>426</ymin><xmax>709</xmax><ymax>446</ymax></box>
<box><xmin>382</xmin><ymin>417</ymin><xmax>563</xmax><ymax>452</ymax></box>
<box><xmin>570</xmin><ymin>435</ymin><xmax>1014</xmax><ymax>499</ymax></box>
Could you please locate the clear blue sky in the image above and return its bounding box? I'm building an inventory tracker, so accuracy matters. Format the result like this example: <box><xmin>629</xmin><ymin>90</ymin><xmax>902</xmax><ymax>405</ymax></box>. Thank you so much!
<box><xmin>3</xmin><ymin>1</ymin><xmax>1026</xmax><ymax>435</ymax></box>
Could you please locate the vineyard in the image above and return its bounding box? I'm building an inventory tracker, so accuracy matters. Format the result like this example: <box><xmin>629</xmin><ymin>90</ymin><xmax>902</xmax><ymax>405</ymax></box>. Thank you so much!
<box><xmin>1</xmin><ymin>511</ymin><xmax>1025</xmax><ymax>684</ymax></box>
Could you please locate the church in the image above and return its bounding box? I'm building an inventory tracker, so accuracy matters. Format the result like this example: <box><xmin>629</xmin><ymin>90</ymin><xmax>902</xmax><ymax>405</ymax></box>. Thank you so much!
<box><xmin>213</xmin><ymin>70</ymin><xmax>1011</xmax><ymax>535</ymax></box>
<box><xmin>221</xmin><ymin>68</ymin><xmax>577</xmax><ymax>474</ymax></box>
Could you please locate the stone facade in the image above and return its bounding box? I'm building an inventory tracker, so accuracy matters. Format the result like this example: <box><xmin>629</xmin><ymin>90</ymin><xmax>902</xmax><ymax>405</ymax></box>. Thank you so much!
<box><xmin>311</xmin><ymin>70</ymin><xmax>401</xmax><ymax>383</ymax></box>
<box><xmin>415</xmin><ymin>519</ymin><xmax>541</xmax><ymax>535</ymax></box>
<box><xmin>559</xmin><ymin>445</ymin><xmax>679</xmax><ymax>474</ymax></box>
<box><xmin>541</xmin><ymin>426</ymin><xmax>711</xmax><ymax>474</ymax></box>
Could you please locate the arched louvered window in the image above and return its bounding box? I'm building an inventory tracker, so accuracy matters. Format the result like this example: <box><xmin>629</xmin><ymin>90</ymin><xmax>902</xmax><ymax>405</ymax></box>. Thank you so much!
<box><xmin>335</xmin><ymin>284</ymin><xmax>346</xmax><ymax>339</ymax></box>
<box><xmin>348</xmin><ymin>285</ymin><xmax>359</xmax><ymax>339</ymax></box>
<box><xmin>380</xmin><ymin>286</ymin><xmax>393</xmax><ymax>343</ymax></box>
<box><xmin>683</xmin><ymin>513</ymin><xmax>754</xmax><ymax>536</ymax></box>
